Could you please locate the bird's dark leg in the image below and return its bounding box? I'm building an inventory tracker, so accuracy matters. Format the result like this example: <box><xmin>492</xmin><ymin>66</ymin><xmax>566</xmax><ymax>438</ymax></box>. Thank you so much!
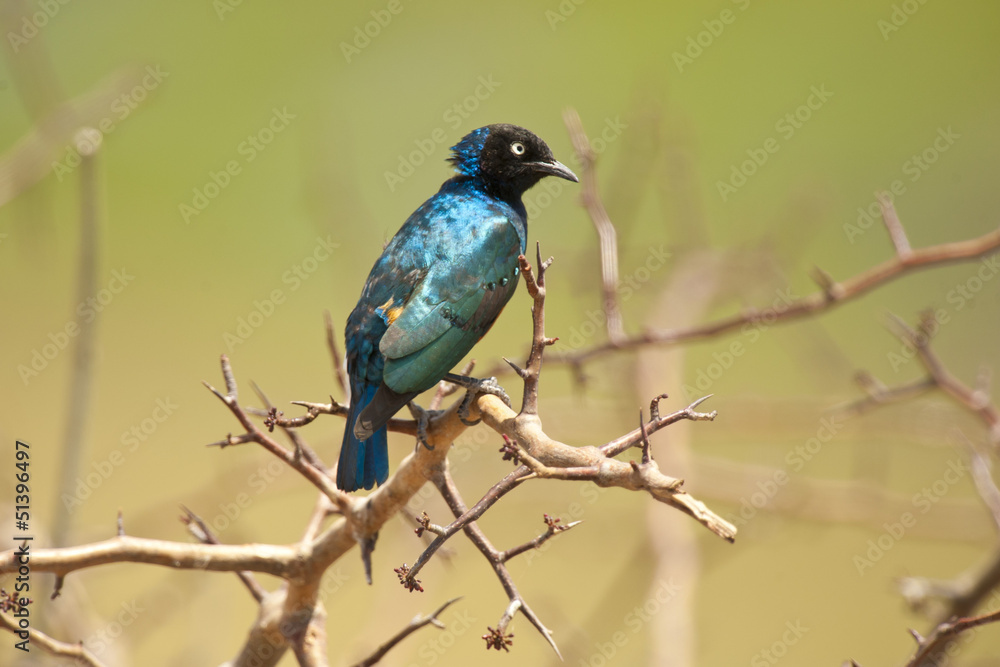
<box><xmin>443</xmin><ymin>373</ymin><xmax>512</xmax><ymax>426</ymax></box>
<box><xmin>406</xmin><ymin>401</ymin><xmax>437</xmax><ymax>451</ymax></box>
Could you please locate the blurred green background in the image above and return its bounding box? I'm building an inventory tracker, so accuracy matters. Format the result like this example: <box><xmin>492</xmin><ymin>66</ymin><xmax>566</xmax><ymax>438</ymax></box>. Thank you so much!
<box><xmin>2</xmin><ymin>0</ymin><xmax>1000</xmax><ymax>665</ymax></box>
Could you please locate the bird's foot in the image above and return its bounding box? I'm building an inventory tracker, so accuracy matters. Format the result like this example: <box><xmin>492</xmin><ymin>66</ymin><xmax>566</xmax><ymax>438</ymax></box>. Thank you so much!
<box><xmin>406</xmin><ymin>401</ymin><xmax>438</xmax><ymax>451</ymax></box>
<box><xmin>443</xmin><ymin>374</ymin><xmax>511</xmax><ymax>426</ymax></box>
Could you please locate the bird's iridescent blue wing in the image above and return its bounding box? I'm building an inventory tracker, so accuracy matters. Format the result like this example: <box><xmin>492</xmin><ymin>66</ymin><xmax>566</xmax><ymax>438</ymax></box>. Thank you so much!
<box><xmin>379</xmin><ymin>216</ymin><xmax>521</xmax><ymax>394</ymax></box>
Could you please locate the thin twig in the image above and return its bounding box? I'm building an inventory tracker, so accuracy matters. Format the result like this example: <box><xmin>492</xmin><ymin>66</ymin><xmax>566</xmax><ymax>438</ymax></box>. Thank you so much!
<box><xmin>515</xmin><ymin>249</ymin><xmax>557</xmax><ymax>416</ymax></box>
<box><xmin>404</xmin><ymin>469</ymin><xmax>529</xmax><ymax>581</ymax></box>
<box><xmin>497</xmin><ymin>515</ymin><xmax>580</xmax><ymax>563</ymax></box>
<box><xmin>903</xmin><ymin>608</ymin><xmax>1000</xmax><ymax>666</ymax></box>
<box><xmin>538</xmin><ymin>224</ymin><xmax>1000</xmax><ymax>370</ymax></box>
<box><xmin>180</xmin><ymin>505</ymin><xmax>266</xmax><ymax>603</ymax></box>
<box><xmin>203</xmin><ymin>356</ymin><xmax>349</xmax><ymax>507</ymax></box>
<box><xmin>352</xmin><ymin>598</ymin><xmax>463</xmax><ymax>667</ymax></box>
<box><xmin>877</xmin><ymin>192</ymin><xmax>912</xmax><ymax>259</ymax></box>
<box><xmin>432</xmin><ymin>468</ymin><xmax>561</xmax><ymax>658</ymax></box>
<box><xmin>601</xmin><ymin>395</ymin><xmax>717</xmax><ymax>458</ymax></box>
<box><xmin>887</xmin><ymin>314</ymin><xmax>1000</xmax><ymax>445</ymax></box>
<box><xmin>0</xmin><ymin>611</ymin><xmax>109</xmax><ymax>667</ymax></box>
<box><xmin>835</xmin><ymin>372</ymin><xmax>936</xmax><ymax>417</ymax></box>
<box><xmin>250</xmin><ymin>381</ymin><xmax>326</xmax><ymax>471</ymax></box>
<box><xmin>324</xmin><ymin>310</ymin><xmax>351</xmax><ymax>399</ymax></box>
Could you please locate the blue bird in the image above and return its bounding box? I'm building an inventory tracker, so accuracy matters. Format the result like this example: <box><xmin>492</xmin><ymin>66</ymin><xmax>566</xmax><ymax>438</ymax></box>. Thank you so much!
<box><xmin>337</xmin><ymin>124</ymin><xmax>578</xmax><ymax>491</ymax></box>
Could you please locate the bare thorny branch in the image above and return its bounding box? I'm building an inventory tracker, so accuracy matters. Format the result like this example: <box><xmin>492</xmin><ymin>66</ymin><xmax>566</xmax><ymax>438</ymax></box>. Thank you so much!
<box><xmin>841</xmin><ymin>324</ymin><xmax>1000</xmax><ymax>663</ymax></box>
<box><xmin>4</xmin><ymin>106</ymin><xmax>999</xmax><ymax>664</ymax></box>
<box><xmin>496</xmin><ymin>190</ymin><xmax>1000</xmax><ymax>377</ymax></box>
<box><xmin>0</xmin><ymin>239</ymin><xmax>735</xmax><ymax>664</ymax></box>
<box><xmin>846</xmin><ymin>608</ymin><xmax>1000</xmax><ymax>667</ymax></box>
<box><xmin>827</xmin><ymin>201</ymin><xmax>1000</xmax><ymax>663</ymax></box>
<box><xmin>556</xmin><ymin>123</ymin><xmax>1000</xmax><ymax>660</ymax></box>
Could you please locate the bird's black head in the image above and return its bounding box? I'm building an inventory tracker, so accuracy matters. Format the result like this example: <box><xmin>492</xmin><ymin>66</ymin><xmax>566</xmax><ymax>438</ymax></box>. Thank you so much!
<box><xmin>448</xmin><ymin>124</ymin><xmax>578</xmax><ymax>200</ymax></box>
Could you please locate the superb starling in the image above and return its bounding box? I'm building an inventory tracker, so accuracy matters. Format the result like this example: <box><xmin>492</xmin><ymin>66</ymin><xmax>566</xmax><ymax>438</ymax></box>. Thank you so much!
<box><xmin>337</xmin><ymin>124</ymin><xmax>579</xmax><ymax>491</ymax></box>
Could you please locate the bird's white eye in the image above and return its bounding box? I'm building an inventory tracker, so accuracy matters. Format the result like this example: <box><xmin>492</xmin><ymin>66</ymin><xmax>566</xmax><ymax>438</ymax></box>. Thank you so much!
<box><xmin>510</xmin><ymin>141</ymin><xmax>526</xmax><ymax>156</ymax></box>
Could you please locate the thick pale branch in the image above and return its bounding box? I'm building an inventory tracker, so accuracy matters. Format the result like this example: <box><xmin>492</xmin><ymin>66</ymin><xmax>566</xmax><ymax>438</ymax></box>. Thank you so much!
<box><xmin>476</xmin><ymin>395</ymin><xmax>735</xmax><ymax>540</ymax></box>
<box><xmin>0</xmin><ymin>535</ymin><xmax>301</xmax><ymax>581</ymax></box>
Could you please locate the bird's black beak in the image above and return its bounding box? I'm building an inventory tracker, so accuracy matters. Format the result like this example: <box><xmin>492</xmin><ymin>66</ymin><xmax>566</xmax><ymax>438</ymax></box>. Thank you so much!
<box><xmin>528</xmin><ymin>159</ymin><xmax>579</xmax><ymax>183</ymax></box>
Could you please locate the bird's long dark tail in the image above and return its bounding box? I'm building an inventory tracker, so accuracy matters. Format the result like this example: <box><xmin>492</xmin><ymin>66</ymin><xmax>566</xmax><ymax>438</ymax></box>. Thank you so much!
<box><xmin>337</xmin><ymin>384</ymin><xmax>389</xmax><ymax>491</ymax></box>
<box><xmin>337</xmin><ymin>382</ymin><xmax>418</xmax><ymax>491</ymax></box>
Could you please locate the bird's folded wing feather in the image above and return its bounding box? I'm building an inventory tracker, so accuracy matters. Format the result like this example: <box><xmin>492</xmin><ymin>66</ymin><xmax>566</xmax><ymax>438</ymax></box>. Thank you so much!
<box><xmin>379</xmin><ymin>216</ymin><xmax>520</xmax><ymax>392</ymax></box>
